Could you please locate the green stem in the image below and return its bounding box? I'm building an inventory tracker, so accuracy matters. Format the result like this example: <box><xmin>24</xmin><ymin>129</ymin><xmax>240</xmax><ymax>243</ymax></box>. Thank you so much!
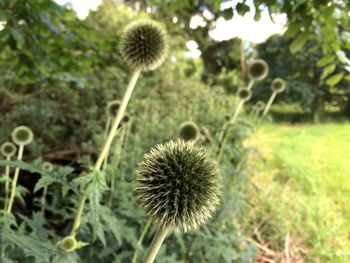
<box><xmin>95</xmin><ymin>69</ymin><xmax>141</xmax><ymax>170</ymax></box>
<box><xmin>68</xmin><ymin>68</ymin><xmax>141</xmax><ymax>239</ymax></box>
<box><xmin>41</xmin><ymin>186</ymin><xmax>48</xmax><ymax>213</ymax></box>
<box><xmin>247</xmin><ymin>79</ymin><xmax>255</xmax><ymax>90</ymax></box>
<box><xmin>263</xmin><ymin>91</ymin><xmax>277</xmax><ymax>116</ymax></box>
<box><xmin>102</xmin><ymin>117</ymin><xmax>112</xmax><ymax>170</ymax></box>
<box><xmin>6</xmin><ymin>144</ymin><xmax>24</xmax><ymax>214</ymax></box>
<box><xmin>143</xmin><ymin>224</ymin><xmax>170</xmax><ymax>263</ymax></box>
<box><xmin>132</xmin><ymin>221</ymin><xmax>152</xmax><ymax>263</ymax></box>
<box><xmin>70</xmin><ymin>194</ymin><xmax>87</xmax><ymax>237</ymax></box>
<box><xmin>108</xmin><ymin>125</ymin><xmax>127</xmax><ymax>207</ymax></box>
<box><xmin>217</xmin><ymin>100</ymin><xmax>245</xmax><ymax>162</ymax></box>
<box><xmin>3</xmin><ymin>155</ymin><xmax>11</xmax><ymax>211</ymax></box>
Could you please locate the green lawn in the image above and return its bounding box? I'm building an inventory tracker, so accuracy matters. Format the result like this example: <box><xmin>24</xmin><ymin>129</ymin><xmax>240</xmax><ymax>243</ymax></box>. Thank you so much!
<box><xmin>247</xmin><ymin>123</ymin><xmax>350</xmax><ymax>262</ymax></box>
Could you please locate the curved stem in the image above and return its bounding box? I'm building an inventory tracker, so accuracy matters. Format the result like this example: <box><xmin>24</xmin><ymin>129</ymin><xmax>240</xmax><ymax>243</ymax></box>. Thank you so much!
<box><xmin>6</xmin><ymin>144</ymin><xmax>24</xmax><ymax>214</ymax></box>
<box><xmin>143</xmin><ymin>224</ymin><xmax>170</xmax><ymax>263</ymax></box>
<box><xmin>132</xmin><ymin>221</ymin><xmax>152</xmax><ymax>263</ymax></box>
<box><xmin>68</xmin><ymin>69</ymin><xmax>141</xmax><ymax>239</ymax></box>
<box><xmin>263</xmin><ymin>91</ymin><xmax>277</xmax><ymax>116</ymax></box>
<box><xmin>3</xmin><ymin>155</ymin><xmax>11</xmax><ymax>211</ymax></box>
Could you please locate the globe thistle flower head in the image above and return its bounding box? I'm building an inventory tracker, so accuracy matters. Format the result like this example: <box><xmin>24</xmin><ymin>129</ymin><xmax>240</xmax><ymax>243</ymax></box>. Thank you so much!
<box><xmin>255</xmin><ymin>101</ymin><xmax>265</xmax><ymax>111</ymax></box>
<box><xmin>42</xmin><ymin>162</ymin><xmax>53</xmax><ymax>172</ymax></box>
<box><xmin>248</xmin><ymin>59</ymin><xmax>269</xmax><ymax>81</ymax></box>
<box><xmin>11</xmin><ymin>126</ymin><xmax>33</xmax><ymax>146</ymax></box>
<box><xmin>120</xmin><ymin>20</ymin><xmax>168</xmax><ymax>71</ymax></box>
<box><xmin>178</xmin><ymin>121</ymin><xmax>200</xmax><ymax>141</ymax></box>
<box><xmin>271</xmin><ymin>78</ymin><xmax>286</xmax><ymax>93</ymax></box>
<box><xmin>136</xmin><ymin>139</ymin><xmax>221</xmax><ymax>232</ymax></box>
<box><xmin>59</xmin><ymin>236</ymin><xmax>77</xmax><ymax>252</ymax></box>
<box><xmin>236</xmin><ymin>88</ymin><xmax>252</xmax><ymax>102</ymax></box>
<box><xmin>106</xmin><ymin>100</ymin><xmax>121</xmax><ymax>117</ymax></box>
<box><xmin>1</xmin><ymin>142</ymin><xmax>16</xmax><ymax>157</ymax></box>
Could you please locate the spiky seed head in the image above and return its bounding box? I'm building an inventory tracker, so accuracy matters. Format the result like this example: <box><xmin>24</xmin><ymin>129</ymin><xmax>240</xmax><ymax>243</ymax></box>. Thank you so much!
<box><xmin>255</xmin><ymin>101</ymin><xmax>265</xmax><ymax>111</ymax></box>
<box><xmin>1</xmin><ymin>142</ymin><xmax>16</xmax><ymax>157</ymax></box>
<box><xmin>59</xmin><ymin>236</ymin><xmax>77</xmax><ymax>252</ymax></box>
<box><xmin>120</xmin><ymin>20</ymin><xmax>168</xmax><ymax>71</ymax></box>
<box><xmin>248</xmin><ymin>59</ymin><xmax>269</xmax><ymax>81</ymax></box>
<box><xmin>11</xmin><ymin>126</ymin><xmax>33</xmax><ymax>146</ymax></box>
<box><xmin>106</xmin><ymin>100</ymin><xmax>121</xmax><ymax>117</ymax></box>
<box><xmin>271</xmin><ymin>78</ymin><xmax>286</xmax><ymax>93</ymax></box>
<box><xmin>237</xmin><ymin>88</ymin><xmax>252</xmax><ymax>102</ymax></box>
<box><xmin>136</xmin><ymin>139</ymin><xmax>221</xmax><ymax>231</ymax></box>
<box><xmin>178</xmin><ymin>121</ymin><xmax>200</xmax><ymax>141</ymax></box>
<box><xmin>42</xmin><ymin>162</ymin><xmax>53</xmax><ymax>172</ymax></box>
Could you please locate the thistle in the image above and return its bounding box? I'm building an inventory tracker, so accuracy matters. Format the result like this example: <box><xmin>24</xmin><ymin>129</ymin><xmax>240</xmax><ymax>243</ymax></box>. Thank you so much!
<box><xmin>136</xmin><ymin>140</ymin><xmax>221</xmax><ymax>263</ymax></box>
<box><xmin>255</xmin><ymin>101</ymin><xmax>265</xmax><ymax>112</ymax></box>
<box><xmin>120</xmin><ymin>20</ymin><xmax>167</xmax><ymax>71</ymax></box>
<box><xmin>1</xmin><ymin>142</ymin><xmax>16</xmax><ymax>211</ymax></box>
<box><xmin>248</xmin><ymin>59</ymin><xmax>269</xmax><ymax>81</ymax></box>
<box><xmin>58</xmin><ymin>236</ymin><xmax>77</xmax><ymax>253</ymax></box>
<box><xmin>271</xmin><ymin>78</ymin><xmax>286</xmax><ymax>93</ymax></box>
<box><xmin>66</xmin><ymin>19</ymin><xmax>168</xmax><ymax>244</ymax></box>
<box><xmin>178</xmin><ymin>121</ymin><xmax>200</xmax><ymax>141</ymax></box>
<box><xmin>263</xmin><ymin>78</ymin><xmax>287</xmax><ymax>116</ymax></box>
<box><xmin>7</xmin><ymin>126</ymin><xmax>33</xmax><ymax>213</ymax></box>
<box><xmin>236</xmin><ymin>87</ymin><xmax>252</xmax><ymax>102</ymax></box>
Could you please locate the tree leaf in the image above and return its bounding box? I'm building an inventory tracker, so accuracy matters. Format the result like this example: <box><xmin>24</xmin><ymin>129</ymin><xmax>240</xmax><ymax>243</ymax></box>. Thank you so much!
<box><xmin>316</xmin><ymin>55</ymin><xmax>335</xmax><ymax>67</ymax></box>
<box><xmin>321</xmin><ymin>64</ymin><xmax>336</xmax><ymax>80</ymax></box>
<box><xmin>325</xmin><ymin>72</ymin><xmax>344</xmax><ymax>86</ymax></box>
<box><xmin>222</xmin><ymin>8</ymin><xmax>233</xmax><ymax>20</ymax></box>
<box><xmin>10</xmin><ymin>28</ymin><xmax>25</xmax><ymax>48</ymax></box>
<box><xmin>236</xmin><ymin>3</ymin><xmax>250</xmax><ymax>16</ymax></box>
<box><xmin>289</xmin><ymin>32</ymin><xmax>309</xmax><ymax>53</ymax></box>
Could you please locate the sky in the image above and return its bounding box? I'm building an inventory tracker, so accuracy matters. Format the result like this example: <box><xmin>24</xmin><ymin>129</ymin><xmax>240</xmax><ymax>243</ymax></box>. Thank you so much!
<box><xmin>55</xmin><ymin>0</ymin><xmax>286</xmax><ymax>58</ymax></box>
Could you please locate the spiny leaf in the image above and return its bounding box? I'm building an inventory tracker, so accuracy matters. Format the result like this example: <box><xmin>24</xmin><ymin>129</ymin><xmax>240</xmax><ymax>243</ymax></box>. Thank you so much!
<box><xmin>85</xmin><ymin>169</ymin><xmax>108</xmax><ymax>243</ymax></box>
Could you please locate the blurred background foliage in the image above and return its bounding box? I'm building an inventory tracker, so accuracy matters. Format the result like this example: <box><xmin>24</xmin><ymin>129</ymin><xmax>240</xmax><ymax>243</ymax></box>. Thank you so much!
<box><xmin>0</xmin><ymin>0</ymin><xmax>350</xmax><ymax>262</ymax></box>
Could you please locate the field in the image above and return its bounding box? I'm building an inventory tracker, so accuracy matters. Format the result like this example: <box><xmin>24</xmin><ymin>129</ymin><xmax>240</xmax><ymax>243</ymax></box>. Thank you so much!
<box><xmin>247</xmin><ymin>123</ymin><xmax>350</xmax><ymax>262</ymax></box>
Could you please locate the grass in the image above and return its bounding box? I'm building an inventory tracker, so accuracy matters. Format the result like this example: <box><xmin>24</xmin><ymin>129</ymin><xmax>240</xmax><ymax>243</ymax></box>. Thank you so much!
<box><xmin>246</xmin><ymin>122</ymin><xmax>350</xmax><ymax>262</ymax></box>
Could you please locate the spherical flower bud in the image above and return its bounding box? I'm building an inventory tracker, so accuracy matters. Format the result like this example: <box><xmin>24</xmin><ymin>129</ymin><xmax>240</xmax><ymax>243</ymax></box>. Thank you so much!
<box><xmin>248</xmin><ymin>59</ymin><xmax>269</xmax><ymax>81</ymax></box>
<box><xmin>255</xmin><ymin>101</ymin><xmax>265</xmax><ymax>111</ymax></box>
<box><xmin>1</xmin><ymin>142</ymin><xmax>16</xmax><ymax>157</ymax></box>
<box><xmin>120</xmin><ymin>20</ymin><xmax>168</xmax><ymax>71</ymax></box>
<box><xmin>271</xmin><ymin>78</ymin><xmax>286</xmax><ymax>93</ymax></box>
<box><xmin>106</xmin><ymin>100</ymin><xmax>121</xmax><ymax>117</ymax></box>
<box><xmin>59</xmin><ymin>236</ymin><xmax>77</xmax><ymax>252</ymax></box>
<box><xmin>136</xmin><ymin>139</ymin><xmax>221</xmax><ymax>231</ymax></box>
<box><xmin>178</xmin><ymin>121</ymin><xmax>199</xmax><ymax>141</ymax></box>
<box><xmin>42</xmin><ymin>162</ymin><xmax>53</xmax><ymax>172</ymax></box>
<box><xmin>236</xmin><ymin>88</ymin><xmax>252</xmax><ymax>102</ymax></box>
<box><xmin>11</xmin><ymin>126</ymin><xmax>34</xmax><ymax>146</ymax></box>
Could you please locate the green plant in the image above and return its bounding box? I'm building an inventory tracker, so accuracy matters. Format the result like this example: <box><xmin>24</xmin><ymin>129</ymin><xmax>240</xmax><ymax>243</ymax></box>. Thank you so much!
<box><xmin>62</xmin><ymin>19</ymin><xmax>168</xmax><ymax>248</ymax></box>
<box><xmin>6</xmin><ymin>126</ymin><xmax>33</xmax><ymax>214</ymax></box>
<box><xmin>1</xmin><ymin>142</ymin><xmax>17</xmax><ymax>211</ymax></box>
<box><xmin>136</xmin><ymin>139</ymin><xmax>221</xmax><ymax>263</ymax></box>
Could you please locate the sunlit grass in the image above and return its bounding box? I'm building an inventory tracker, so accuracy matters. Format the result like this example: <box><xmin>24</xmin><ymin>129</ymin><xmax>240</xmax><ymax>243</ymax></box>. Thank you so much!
<box><xmin>248</xmin><ymin>122</ymin><xmax>350</xmax><ymax>262</ymax></box>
